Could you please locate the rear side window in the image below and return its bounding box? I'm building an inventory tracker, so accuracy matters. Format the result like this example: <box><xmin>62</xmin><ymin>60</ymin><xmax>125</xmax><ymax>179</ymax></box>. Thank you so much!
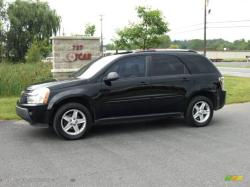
<box><xmin>149</xmin><ymin>55</ymin><xmax>188</xmax><ymax>76</ymax></box>
<box><xmin>181</xmin><ymin>55</ymin><xmax>217</xmax><ymax>74</ymax></box>
<box><xmin>107</xmin><ymin>56</ymin><xmax>146</xmax><ymax>79</ymax></box>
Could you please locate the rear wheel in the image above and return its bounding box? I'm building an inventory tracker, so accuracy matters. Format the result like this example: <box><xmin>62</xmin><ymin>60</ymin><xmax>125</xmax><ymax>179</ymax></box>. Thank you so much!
<box><xmin>53</xmin><ymin>103</ymin><xmax>92</xmax><ymax>140</ymax></box>
<box><xmin>185</xmin><ymin>96</ymin><xmax>214</xmax><ymax>127</ymax></box>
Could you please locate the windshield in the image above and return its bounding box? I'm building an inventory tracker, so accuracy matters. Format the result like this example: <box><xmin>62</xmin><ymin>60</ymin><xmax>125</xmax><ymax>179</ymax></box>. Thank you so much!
<box><xmin>72</xmin><ymin>55</ymin><xmax>122</xmax><ymax>79</ymax></box>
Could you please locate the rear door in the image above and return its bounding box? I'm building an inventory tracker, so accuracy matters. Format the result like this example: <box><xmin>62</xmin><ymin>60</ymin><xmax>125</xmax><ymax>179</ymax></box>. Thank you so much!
<box><xmin>148</xmin><ymin>54</ymin><xmax>193</xmax><ymax>114</ymax></box>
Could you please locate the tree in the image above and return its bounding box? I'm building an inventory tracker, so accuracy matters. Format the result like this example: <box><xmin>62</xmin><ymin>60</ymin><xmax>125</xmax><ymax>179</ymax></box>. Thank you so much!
<box><xmin>0</xmin><ymin>21</ymin><xmax>5</xmax><ymax>60</ymax></box>
<box><xmin>105</xmin><ymin>43</ymin><xmax>116</xmax><ymax>50</ymax></box>
<box><xmin>172</xmin><ymin>39</ymin><xmax>250</xmax><ymax>51</ymax></box>
<box><xmin>169</xmin><ymin>44</ymin><xmax>179</xmax><ymax>49</ymax></box>
<box><xmin>188</xmin><ymin>39</ymin><xmax>203</xmax><ymax>50</ymax></box>
<box><xmin>233</xmin><ymin>39</ymin><xmax>248</xmax><ymax>50</ymax></box>
<box><xmin>0</xmin><ymin>0</ymin><xmax>6</xmax><ymax>61</ymax></box>
<box><xmin>0</xmin><ymin>0</ymin><xmax>6</xmax><ymax>20</ymax></box>
<box><xmin>25</xmin><ymin>39</ymin><xmax>51</xmax><ymax>63</ymax></box>
<box><xmin>6</xmin><ymin>0</ymin><xmax>60</xmax><ymax>61</ymax></box>
<box><xmin>156</xmin><ymin>35</ymin><xmax>171</xmax><ymax>48</ymax></box>
<box><xmin>38</xmin><ymin>40</ymin><xmax>52</xmax><ymax>58</ymax></box>
<box><xmin>247</xmin><ymin>40</ymin><xmax>250</xmax><ymax>50</ymax></box>
<box><xmin>172</xmin><ymin>40</ymin><xmax>188</xmax><ymax>49</ymax></box>
<box><xmin>84</xmin><ymin>24</ymin><xmax>96</xmax><ymax>36</ymax></box>
<box><xmin>115</xmin><ymin>6</ymin><xmax>169</xmax><ymax>50</ymax></box>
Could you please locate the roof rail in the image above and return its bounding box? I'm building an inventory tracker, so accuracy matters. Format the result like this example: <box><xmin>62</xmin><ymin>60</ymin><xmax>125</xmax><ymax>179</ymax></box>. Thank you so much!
<box><xmin>115</xmin><ymin>51</ymin><xmax>133</xmax><ymax>55</ymax></box>
<box><xmin>186</xmin><ymin>49</ymin><xmax>198</xmax><ymax>53</ymax></box>
<box><xmin>135</xmin><ymin>49</ymin><xmax>197</xmax><ymax>53</ymax></box>
<box><xmin>135</xmin><ymin>49</ymin><xmax>156</xmax><ymax>53</ymax></box>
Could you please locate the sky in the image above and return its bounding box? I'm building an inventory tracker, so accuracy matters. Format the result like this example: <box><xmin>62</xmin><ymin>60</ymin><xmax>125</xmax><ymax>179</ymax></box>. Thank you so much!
<box><xmin>44</xmin><ymin>0</ymin><xmax>250</xmax><ymax>44</ymax></box>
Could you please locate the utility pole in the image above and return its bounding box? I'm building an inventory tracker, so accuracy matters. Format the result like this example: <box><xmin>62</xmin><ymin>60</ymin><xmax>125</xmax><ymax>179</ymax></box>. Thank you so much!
<box><xmin>100</xmin><ymin>14</ymin><xmax>104</xmax><ymax>56</ymax></box>
<box><xmin>204</xmin><ymin>0</ymin><xmax>207</xmax><ymax>56</ymax></box>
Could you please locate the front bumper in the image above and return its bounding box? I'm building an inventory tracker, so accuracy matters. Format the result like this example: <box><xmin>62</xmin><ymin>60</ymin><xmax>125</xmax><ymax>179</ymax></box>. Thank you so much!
<box><xmin>16</xmin><ymin>103</ymin><xmax>49</xmax><ymax>127</ymax></box>
<box><xmin>16</xmin><ymin>105</ymin><xmax>32</xmax><ymax>123</ymax></box>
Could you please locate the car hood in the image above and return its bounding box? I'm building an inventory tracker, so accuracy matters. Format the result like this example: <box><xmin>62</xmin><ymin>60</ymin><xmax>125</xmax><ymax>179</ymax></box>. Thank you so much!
<box><xmin>26</xmin><ymin>78</ymin><xmax>86</xmax><ymax>91</ymax></box>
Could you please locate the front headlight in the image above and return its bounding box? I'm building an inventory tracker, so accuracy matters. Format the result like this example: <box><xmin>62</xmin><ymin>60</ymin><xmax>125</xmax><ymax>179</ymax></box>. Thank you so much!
<box><xmin>27</xmin><ymin>87</ymin><xmax>50</xmax><ymax>104</ymax></box>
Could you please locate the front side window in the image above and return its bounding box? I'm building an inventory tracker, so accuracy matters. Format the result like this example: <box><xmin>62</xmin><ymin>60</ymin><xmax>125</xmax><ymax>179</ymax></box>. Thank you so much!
<box><xmin>149</xmin><ymin>55</ymin><xmax>187</xmax><ymax>76</ymax></box>
<box><xmin>107</xmin><ymin>56</ymin><xmax>146</xmax><ymax>79</ymax></box>
<box><xmin>74</xmin><ymin>54</ymin><xmax>122</xmax><ymax>79</ymax></box>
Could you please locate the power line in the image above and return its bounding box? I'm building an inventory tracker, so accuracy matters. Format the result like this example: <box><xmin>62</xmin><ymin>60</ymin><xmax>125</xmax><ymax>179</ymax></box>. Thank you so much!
<box><xmin>172</xmin><ymin>23</ymin><xmax>203</xmax><ymax>30</ymax></box>
<box><xmin>169</xmin><ymin>28</ymin><xmax>203</xmax><ymax>34</ymax></box>
<box><xmin>170</xmin><ymin>25</ymin><xmax>250</xmax><ymax>34</ymax></box>
<box><xmin>208</xmin><ymin>19</ymin><xmax>250</xmax><ymax>24</ymax></box>
<box><xmin>171</xmin><ymin>19</ymin><xmax>250</xmax><ymax>32</ymax></box>
<box><xmin>208</xmin><ymin>25</ymin><xmax>250</xmax><ymax>28</ymax></box>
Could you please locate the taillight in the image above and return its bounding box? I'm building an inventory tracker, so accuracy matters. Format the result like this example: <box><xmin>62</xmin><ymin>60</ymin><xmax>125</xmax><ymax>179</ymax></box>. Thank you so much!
<box><xmin>219</xmin><ymin>77</ymin><xmax>225</xmax><ymax>91</ymax></box>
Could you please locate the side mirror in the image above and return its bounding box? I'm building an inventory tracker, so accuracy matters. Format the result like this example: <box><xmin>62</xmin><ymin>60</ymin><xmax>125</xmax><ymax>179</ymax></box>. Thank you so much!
<box><xmin>104</xmin><ymin>72</ymin><xmax>120</xmax><ymax>82</ymax></box>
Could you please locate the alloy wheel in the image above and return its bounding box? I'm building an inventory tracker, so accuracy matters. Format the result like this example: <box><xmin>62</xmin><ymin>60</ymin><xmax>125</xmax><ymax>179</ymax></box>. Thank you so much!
<box><xmin>61</xmin><ymin>109</ymin><xmax>87</xmax><ymax>136</ymax></box>
<box><xmin>192</xmin><ymin>101</ymin><xmax>211</xmax><ymax>123</ymax></box>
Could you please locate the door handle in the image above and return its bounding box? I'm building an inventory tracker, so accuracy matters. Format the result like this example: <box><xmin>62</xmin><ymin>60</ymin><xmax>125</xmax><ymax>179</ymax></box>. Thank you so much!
<box><xmin>182</xmin><ymin>77</ymin><xmax>190</xmax><ymax>81</ymax></box>
<box><xmin>140</xmin><ymin>82</ymin><xmax>148</xmax><ymax>85</ymax></box>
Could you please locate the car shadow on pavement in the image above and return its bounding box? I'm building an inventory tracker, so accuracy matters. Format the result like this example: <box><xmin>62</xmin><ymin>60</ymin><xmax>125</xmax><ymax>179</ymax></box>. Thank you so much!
<box><xmin>22</xmin><ymin>117</ymin><xmax>189</xmax><ymax>141</ymax></box>
<box><xmin>24</xmin><ymin>117</ymin><xmax>219</xmax><ymax>140</ymax></box>
<box><xmin>23</xmin><ymin>127</ymin><xmax>60</xmax><ymax>141</ymax></box>
<box><xmin>87</xmin><ymin>117</ymin><xmax>188</xmax><ymax>138</ymax></box>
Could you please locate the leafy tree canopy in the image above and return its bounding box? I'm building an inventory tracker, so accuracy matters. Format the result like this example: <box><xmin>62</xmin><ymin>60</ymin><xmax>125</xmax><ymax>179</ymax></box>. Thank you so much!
<box><xmin>0</xmin><ymin>0</ymin><xmax>6</xmax><ymax>60</ymax></box>
<box><xmin>172</xmin><ymin>39</ymin><xmax>250</xmax><ymax>51</ymax></box>
<box><xmin>84</xmin><ymin>24</ymin><xmax>96</xmax><ymax>36</ymax></box>
<box><xmin>6</xmin><ymin>0</ymin><xmax>60</xmax><ymax>61</ymax></box>
<box><xmin>115</xmin><ymin>6</ymin><xmax>169</xmax><ymax>50</ymax></box>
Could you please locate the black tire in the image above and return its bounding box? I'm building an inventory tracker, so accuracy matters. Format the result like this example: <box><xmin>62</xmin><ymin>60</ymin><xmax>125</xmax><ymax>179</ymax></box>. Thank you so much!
<box><xmin>185</xmin><ymin>96</ymin><xmax>214</xmax><ymax>127</ymax></box>
<box><xmin>53</xmin><ymin>102</ymin><xmax>92</xmax><ymax>140</ymax></box>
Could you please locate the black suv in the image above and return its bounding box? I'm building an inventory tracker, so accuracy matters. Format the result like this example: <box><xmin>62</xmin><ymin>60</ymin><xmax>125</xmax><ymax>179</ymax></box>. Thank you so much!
<box><xmin>16</xmin><ymin>50</ymin><xmax>226</xmax><ymax>140</ymax></box>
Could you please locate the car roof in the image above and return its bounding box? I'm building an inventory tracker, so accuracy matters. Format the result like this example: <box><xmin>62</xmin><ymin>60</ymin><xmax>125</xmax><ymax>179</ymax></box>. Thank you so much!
<box><xmin>113</xmin><ymin>49</ymin><xmax>199</xmax><ymax>58</ymax></box>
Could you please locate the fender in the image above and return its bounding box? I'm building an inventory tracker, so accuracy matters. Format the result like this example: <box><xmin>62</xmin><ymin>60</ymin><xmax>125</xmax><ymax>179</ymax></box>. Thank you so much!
<box><xmin>47</xmin><ymin>88</ymin><xmax>92</xmax><ymax>110</ymax></box>
<box><xmin>185</xmin><ymin>76</ymin><xmax>218</xmax><ymax>99</ymax></box>
<box><xmin>187</xmin><ymin>89</ymin><xmax>217</xmax><ymax>107</ymax></box>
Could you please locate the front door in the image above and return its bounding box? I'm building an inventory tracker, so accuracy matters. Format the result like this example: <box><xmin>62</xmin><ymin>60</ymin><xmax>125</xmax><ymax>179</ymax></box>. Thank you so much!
<box><xmin>98</xmin><ymin>55</ymin><xmax>151</xmax><ymax>119</ymax></box>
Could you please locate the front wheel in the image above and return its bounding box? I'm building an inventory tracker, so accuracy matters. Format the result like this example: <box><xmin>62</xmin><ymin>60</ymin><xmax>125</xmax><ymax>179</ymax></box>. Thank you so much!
<box><xmin>53</xmin><ymin>103</ymin><xmax>92</xmax><ymax>140</ymax></box>
<box><xmin>185</xmin><ymin>96</ymin><xmax>214</xmax><ymax>127</ymax></box>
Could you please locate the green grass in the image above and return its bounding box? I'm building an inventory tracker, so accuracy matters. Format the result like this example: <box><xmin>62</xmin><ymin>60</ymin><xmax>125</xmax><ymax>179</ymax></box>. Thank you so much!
<box><xmin>0</xmin><ymin>62</ymin><xmax>52</xmax><ymax>96</ymax></box>
<box><xmin>221</xmin><ymin>58</ymin><xmax>247</xmax><ymax>62</ymax></box>
<box><xmin>0</xmin><ymin>76</ymin><xmax>250</xmax><ymax>120</ymax></box>
<box><xmin>0</xmin><ymin>97</ymin><xmax>20</xmax><ymax>120</ymax></box>
<box><xmin>224</xmin><ymin>76</ymin><xmax>250</xmax><ymax>104</ymax></box>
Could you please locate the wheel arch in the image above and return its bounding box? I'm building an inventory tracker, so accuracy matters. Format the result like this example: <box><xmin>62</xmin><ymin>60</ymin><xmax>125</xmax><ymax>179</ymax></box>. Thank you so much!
<box><xmin>187</xmin><ymin>90</ymin><xmax>217</xmax><ymax>110</ymax></box>
<box><xmin>48</xmin><ymin>96</ymin><xmax>94</xmax><ymax>125</ymax></box>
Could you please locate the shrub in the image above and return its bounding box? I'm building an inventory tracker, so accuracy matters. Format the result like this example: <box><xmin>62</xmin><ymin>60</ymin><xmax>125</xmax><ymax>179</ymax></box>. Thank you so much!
<box><xmin>26</xmin><ymin>42</ymin><xmax>41</xmax><ymax>63</ymax></box>
<box><xmin>0</xmin><ymin>62</ymin><xmax>52</xmax><ymax>96</ymax></box>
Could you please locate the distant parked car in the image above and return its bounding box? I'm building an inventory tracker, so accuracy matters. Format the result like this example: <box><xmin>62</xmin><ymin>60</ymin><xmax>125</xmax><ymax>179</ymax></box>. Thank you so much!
<box><xmin>16</xmin><ymin>50</ymin><xmax>226</xmax><ymax>140</ymax></box>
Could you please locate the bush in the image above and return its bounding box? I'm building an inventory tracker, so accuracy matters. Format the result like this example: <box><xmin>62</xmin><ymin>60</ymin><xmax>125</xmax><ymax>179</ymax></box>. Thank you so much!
<box><xmin>169</xmin><ymin>44</ymin><xmax>179</xmax><ymax>49</ymax></box>
<box><xmin>26</xmin><ymin>42</ymin><xmax>41</xmax><ymax>63</ymax></box>
<box><xmin>0</xmin><ymin>62</ymin><xmax>52</xmax><ymax>96</ymax></box>
<box><xmin>39</xmin><ymin>40</ymin><xmax>52</xmax><ymax>58</ymax></box>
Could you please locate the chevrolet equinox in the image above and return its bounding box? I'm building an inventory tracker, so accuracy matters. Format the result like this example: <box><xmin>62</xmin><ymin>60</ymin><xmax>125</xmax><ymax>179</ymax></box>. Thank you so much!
<box><xmin>16</xmin><ymin>50</ymin><xmax>226</xmax><ymax>140</ymax></box>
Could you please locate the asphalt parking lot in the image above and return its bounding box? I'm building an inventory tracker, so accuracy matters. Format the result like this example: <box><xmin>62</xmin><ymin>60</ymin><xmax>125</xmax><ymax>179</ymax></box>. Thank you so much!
<box><xmin>213</xmin><ymin>62</ymin><xmax>250</xmax><ymax>77</ymax></box>
<box><xmin>0</xmin><ymin>103</ymin><xmax>250</xmax><ymax>187</ymax></box>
